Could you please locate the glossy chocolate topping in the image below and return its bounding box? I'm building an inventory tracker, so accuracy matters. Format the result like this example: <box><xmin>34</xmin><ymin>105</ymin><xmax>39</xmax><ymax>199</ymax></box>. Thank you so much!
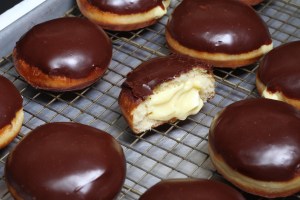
<box><xmin>257</xmin><ymin>41</ymin><xmax>300</xmax><ymax>99</ymax></box>
<box><xmin>88</xmin><ymin>0</ymin><xmax>165</xmax><ymax>14</ymax></box>
<box><xmin>0</xmin><ymin>75</ymin><xmax>22</xmax><ymax>129</ymax></box>
<box><xmin>209</xmin><ymin>98</ymin><xmax>300</xmax><ymax>181</ymax></box>
<box><xmin>139</xmin><ymin>179</ymin><xmax>245</xmax><ymax>200</ymax></box>
<box><xmin>167</xmin><ymin>0</ymin><xmax>272</xmax><ymax>54</ymax></box>
<box><xmin>122</xmin><ymin>55</ymin><xmax>211</xmax><ymax>100</ymax></box>
<box><xmin>15</xmin><ymin>17</ymin><xmax>112</xmax><ymax>79</ymax></box>
<box><xmin>5</xmin><ymin>122</ymin><xmax>126</xmax><ymax>200</ymax></box>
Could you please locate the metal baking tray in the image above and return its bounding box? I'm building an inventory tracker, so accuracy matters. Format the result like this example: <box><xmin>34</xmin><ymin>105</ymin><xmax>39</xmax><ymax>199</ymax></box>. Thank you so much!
<box><xmin>0</xmin><ymin>0</ymin><xmax>299</xmax><ymax>199</ymax></box>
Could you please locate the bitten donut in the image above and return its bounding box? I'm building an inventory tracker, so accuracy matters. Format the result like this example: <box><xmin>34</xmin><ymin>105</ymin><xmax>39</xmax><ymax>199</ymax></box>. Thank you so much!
<box><xmin>77</xmin><ymin>0</ymin><xmax>171</xmax><ymax>31</ymax></box>
<box><xmin>208</xmin><ymin>98</ymin><xmax>300</xmax><ymax>198</ymax></box>
<box><xmin>5</xmin><ymin>122</ymin><xmax>126</xmax><ymax>200</ymax></box>
<box><xmin>13</xmin><ymin>17</ymin><xmax>112</xmax><ymax>92</ymax></box>
<box><xmin>166</xmin><ymin>0</ymin><xmax>273</xmax><ymax>68</ymax></box>
<box><xmin>118</xmin><ymin>55</ymin><xmax>215</xmax><ymax>134</ymax></box>
<box><xmin>139</xmin><ymin>179</ymin><xmax>245</xmax><ymax>200</ymax></box>
<box><xmin>256</xmin><ymin>41</ymin><xmax>300</xmax><ymax>109</ymax></box>
<box><xmin>0</xmin><ymin>75</ymin><xmax>23</xmax><ymax>149</ymax></box>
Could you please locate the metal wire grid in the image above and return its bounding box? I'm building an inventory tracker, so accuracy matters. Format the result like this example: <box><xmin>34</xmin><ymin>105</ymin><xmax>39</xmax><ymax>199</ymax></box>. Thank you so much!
<box><xmin>0</xmin><ymin>0</ymin><xmax>299</xmax><ymax>199</ymax></box>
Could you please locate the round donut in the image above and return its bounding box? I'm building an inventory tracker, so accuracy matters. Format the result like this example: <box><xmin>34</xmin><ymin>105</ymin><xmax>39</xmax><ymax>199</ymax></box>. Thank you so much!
<box><xmin>77</xmin><ymin>0</ymin><xmax>171</xmax><ymax>31</ymax></box>
<box><xmin>5</xmin><ymin>122</ymin><xmax>126</xmax><ymax>200</ymax></box>
<box><xmin>0</xmin><ymin>75</ymin><xmax>23</xmax><ymax>149</ymax></box>
<box><xmin>166</xmin><ymin>0</ymin><xmax>273</xmax><ymax>68</ymax></box>
<box><xmin>139</xmin><ymin>179</ymin><xmax>245</xmax><ymax>200</ymax></box>
<box><xmin>208</xmin><ymin>98</ymin><xmax>300</xmax><ymax>197</ymax></box>
<box><xmin>256</xmin><ymin>41</ymin><xmax>300</xmax><ymax>109</ymax></box>
<box><xmin>13</xmin><ymin>17</ymin><xmax>112</xmax><ymax>92</ymax></box>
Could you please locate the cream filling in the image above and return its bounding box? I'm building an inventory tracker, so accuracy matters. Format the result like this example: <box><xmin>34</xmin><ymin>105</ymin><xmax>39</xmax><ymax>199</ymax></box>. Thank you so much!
<box><xmin>131</xmin><ymin>68</ymin><xmax>215</xmax><ymax>133</ymax></box>
<box><xmin>147</xmin><ymin>78</ymin><xmax>206</xmax><ymax>121</ymax></box>
<box><xmin>262</xmin><ymin>89</ymin><xmax>283</xmax><ymax>101</ymax></box>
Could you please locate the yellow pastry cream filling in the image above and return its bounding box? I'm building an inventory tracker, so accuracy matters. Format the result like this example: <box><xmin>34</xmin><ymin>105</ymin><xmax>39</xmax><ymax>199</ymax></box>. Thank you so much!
<box><xmin>147</xmin><ymin>77</ymin><xmax>209</xmax><ymax>121</ymax></box>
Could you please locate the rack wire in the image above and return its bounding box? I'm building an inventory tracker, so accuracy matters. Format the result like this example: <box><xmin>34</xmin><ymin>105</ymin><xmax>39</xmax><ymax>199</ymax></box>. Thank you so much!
<box><xmin>0</xmin><ymin>0</ymin><xmax>299</xmax><ymax>199</ymax></box>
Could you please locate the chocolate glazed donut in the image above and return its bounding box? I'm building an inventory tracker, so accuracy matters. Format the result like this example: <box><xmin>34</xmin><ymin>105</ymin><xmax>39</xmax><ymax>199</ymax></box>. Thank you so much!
<box><xmin>14</xmin><ymin>17</ymin><xmax>112</xmax><ymax>91</ymax></box>
<box><xmin>209</xmin><ymin>98</ymin><xmax>300</xmax><ymax>197</ymax></box>
<box><xmin>0</xmin><ymin>76</ymin><xmax>22</xmax><ymax>130</ymax></box>
<box><xmin>118</xmin><ymin>55</ymin><xmax>215</xmax><ymax>134</ymax></box>
<box><xmin>166</xmin><ymin>0</ymin><xmax>273</xmax><ymax>68</ymax></box>
<box><xmin>256</xmin><ymin>41</ymin><xmax>300</xmax><ymax>109</ymax></box>
<box><xmin>5</xmin><ymin>122</ymin><xmax>126</xmax><ymax>200</ymax></box>
<box><xmin>0</xmin><ymin>75</ymin><xmax>23</xmax><ymax>148</ymax></box>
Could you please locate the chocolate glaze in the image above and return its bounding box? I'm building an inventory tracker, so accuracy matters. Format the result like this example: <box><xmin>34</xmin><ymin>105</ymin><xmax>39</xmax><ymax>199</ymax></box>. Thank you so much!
<box><xmin>122</xmin><ymin>55</ymin><xmax>211</xmax><ymax>100</ymax></box>
<box><xmin>209</xmin><ymin>98</ymin><xmax>300</xmax><ymax>181</ymax></box>
<box><xmin>5</xmin><ymin>122</ymin><xmax>126</xmax><ymax>200</ymax></box>
<box><xmin>167</xmin><ymin>0</ymin><xmax>272</xmax><ymax>54</ymax></box>
<box><xmin>139</xmin><ymin>179</ymin><xmax>245</xmax><ymax>200</ymax></box>
<box><xmin>257</xmin><ymin>41</ymin><xmax>300</xmax><ymax>99</ymax></box>
<box><xmin>88</xmin><ymin>0</ymin><xmax>165</xmax><ymax>14</ymax></box>
<box><xmin>15</xmin><ymin>17</ymin><xmax>112</xmax><ymax>79</ymax></box>
<box><xmin>0</xmin><ymin>75</ymin><xmax>22</xmax><ymax>129</ymax></box>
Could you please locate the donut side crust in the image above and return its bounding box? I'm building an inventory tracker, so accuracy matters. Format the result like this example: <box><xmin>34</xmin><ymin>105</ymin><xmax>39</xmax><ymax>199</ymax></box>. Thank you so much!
<box><xmin>208</xmin><ymin>144</ymin><xmax>300</xmax><ymax>197</ymax></box>
<box><xmin>13</xmin><ymin>49</ymin><xmax>107</xmax><ymax>92</ymax></box>
<box><xmin>119</xmin><ymin>88</ymin><xmax>149</xmax><ymax>134</ymax></box>
<box><xmin>6</xmin><ymin>184</ymin><xmax>22</xmax><ymax>200</ymax></box>
<box><xmin>256</xmin><ymin>75</ymin><xmax>300</xmax><ymax>109</ymax></box>
<box><xmin>0</xmin><ymin>109</ymin><xmax>23</xmax><ymax>149</ymax></box>
<box><xmin>77</xmin><ymin>0</ymin><xmax>171</xmax><ymax>31</ymax></box>
<box><xmin>166</xmin><ymin>30</ymin><xmax>273</xmax><ymax>68</ymax></box>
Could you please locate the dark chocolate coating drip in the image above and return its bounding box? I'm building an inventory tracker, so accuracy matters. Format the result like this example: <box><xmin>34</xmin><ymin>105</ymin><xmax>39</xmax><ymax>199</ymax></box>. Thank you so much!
<box><xmin>15</xmin><ymin>18</ymin><xmax>112</xmax><ymax>79</ymax></box>
<box><xmin>167</xmin><ymin>0</ymin><xmax>272</xmax><ymax>54</ymax></box>
<box><xmin>257</xmin><ymin>41</ymin><xmax>300</xmax><ymax>99</ymax></box>
<box><xmin>209</xmin><ymin>98</ymin><xmax>300</xmax><ymax>181</ymax></box>
<box><xmin>139</xmin><ymin>179</ymin><xmax>245</xmax><ymax>200</ymax></box>
<box><xmin>88</xmin><ymin>0</ymin><xmax>165</xmax><ymax>14</ymax></box>
<box><xmin>122</xmin><ymin>55</ymin><xmax>211</xmax><ymax>99</ymax></box>
<box><xmin>5</xmin><ymin>122</ymin><xmax>126</xmax><ymax>200</ymax></box>
<box><xmin>0</xmin><ymin>75</ymin><xmax>22</xmax><ymax>129</ymax></box>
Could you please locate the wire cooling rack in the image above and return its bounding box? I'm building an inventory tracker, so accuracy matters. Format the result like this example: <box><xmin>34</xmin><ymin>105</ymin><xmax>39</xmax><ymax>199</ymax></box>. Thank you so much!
<box><xmin>0</xmin><ymin>0</ymin><xmax>299</xmax><ymax>199</ymax></box>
